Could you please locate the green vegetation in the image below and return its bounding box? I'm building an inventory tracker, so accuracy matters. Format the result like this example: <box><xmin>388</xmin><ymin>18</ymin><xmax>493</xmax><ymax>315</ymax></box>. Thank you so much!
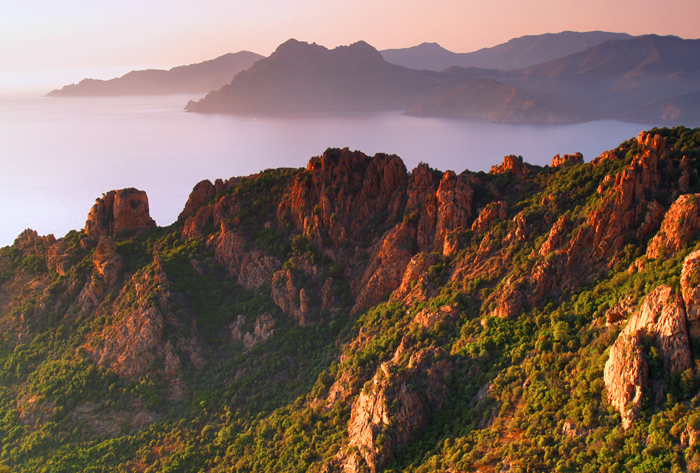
<box><xmin>1</xmin><ymin>127</ymin><xmax>700</xmax><ymax>472</ymax></box>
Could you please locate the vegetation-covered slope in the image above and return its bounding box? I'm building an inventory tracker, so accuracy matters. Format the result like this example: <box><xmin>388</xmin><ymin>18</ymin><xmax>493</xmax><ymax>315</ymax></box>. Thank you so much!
<box><xmin>2</xmin><ymin>127</ymin><xmax>700</xmax><ymax>472</ymax></box>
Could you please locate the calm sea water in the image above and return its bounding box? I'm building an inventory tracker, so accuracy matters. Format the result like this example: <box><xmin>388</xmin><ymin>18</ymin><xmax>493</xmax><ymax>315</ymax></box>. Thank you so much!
<box><xmin>0</xmin><ymin>88</ymin><xmax>658</xmax><ymax>247</ymax></box>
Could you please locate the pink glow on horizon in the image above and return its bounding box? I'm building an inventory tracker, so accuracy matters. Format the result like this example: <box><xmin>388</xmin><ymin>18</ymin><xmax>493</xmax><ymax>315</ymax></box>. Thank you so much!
<box><xmin>1</xmin><ymin>0</ymin><xmax>699</xmax><ymax>87</ymax></box>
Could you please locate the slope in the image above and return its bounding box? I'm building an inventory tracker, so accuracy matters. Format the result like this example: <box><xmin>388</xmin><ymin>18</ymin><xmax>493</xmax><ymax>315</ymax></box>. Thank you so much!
<box><xmin>46</xmin><ymin>51</ymin><xmax>264</xmax><ymax>97</ymax></box>
<box><xmin>1</xmin><ymin>127</ymin><xmax>700</xmax><ymax>472</ymax></box>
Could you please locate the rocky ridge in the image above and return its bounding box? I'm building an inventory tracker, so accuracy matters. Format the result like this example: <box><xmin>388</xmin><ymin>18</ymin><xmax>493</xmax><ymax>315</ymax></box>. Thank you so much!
<box><xmin>2</xmin><ymin>126</ymin><xmax>700</xmax><ymax>472</ymax></box>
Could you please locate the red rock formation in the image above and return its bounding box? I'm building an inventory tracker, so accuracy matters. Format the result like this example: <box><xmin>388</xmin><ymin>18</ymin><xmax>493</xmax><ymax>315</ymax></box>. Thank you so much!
<box><xmin>179</xmin><ymin>180</ymin><xmax>216</xmax><ymax>221</ymax></box>
<box><xmin>230</xmin><ymin>313</ymin><xmax>275</xmax><ymax>349</ymax></box>
<box><xmin>605</xmin><ymin>296</ymin><xmax>637</xmax><ymax>326</ymax></box>
<box><xmin>636</xmin><ymin>200</ymin><xmax>666</xmax><ymax>240</ymax></box>
<box><xmin>489</xmin><ymin>280</ymin><xmax>525</xmax><ymax>319</ymax></box>
<box><xmin>87</xmin><ymin>257</ymin><xmax>203</xmax><ymax>396</ymax></box>
<box><xmin>337</xmin><ymin>341</ymin><xmax>451</xmax><ymax>473</ymax></box>
<box><xmin>471</xmin><ymin>201</ymin><xmax>507</xmax><ymax>234</ymax></box>
<box><xmin>351</xmin><ymin>222</ymin><xmax>416</xmax><ymax>317</ymax></box>
<box><xmin>626</xmin><ymin>285</ymin><xmax>691</xmax><ymax>372</ymax></box>
<box><xmin>277</xmin><ymin>149</ymin><xmax>408</xmax><ymax>248</ymax></box>
<box><xmin>391</xmin><ymin>252</ymin><xmax>439</xmax><ymax>303</ymax></box>
<box><xmin>92</xmin><ymin>237</ymin><xmax>123</xmax><ymax>287</ymax></box>
<box><xmin>539</xmin><ymin>215</ymin><xmax>569</xmax><ymax>256</ymax></box>
<box><xmin>343</xmin><ymin>363</ymin><xmax>424</xmax><ymax>473</ymax></box>
<box><xmin>490</xmin><ymin>155</ymin><xmax>527</xmax><ymax>175</ymax></box>
<box><xmin>433</xmin><ymin>171</ymin><xmax>474</xmax><ymax>254</ymax></box>
<box><xmin>681</xmin><ymin>250</ymin><xmax>700</xmax><ymax>338</ymax></box>
<box><xmin>209</xmin><ymin>224</ymin><xmax>280</xmax><ymax>289</ymax></box>
<box><xmin>13</xmin><ymin>229</ymin><xmax>55</xmax><ymax>259</ymax></box>
<box><xmin>646</xmin><ymin>194</ymin><xmax>700</xmax><ymax>259</ymax></box>
<box><xmin>271</xmin><ymin>269</ymin><xmax>310</xmax><ymax>325</ymax></box>
<box><xmin>603</xmin><ymin>330</ymin><xmax>647</xmax><ymax>430</ymax></box>
<box><xmin>592</xmin><ymin>150</ymin><xmax>619</xmax><ymax>167</ymax></box>
<box><xmin>406</xmin><ymin>164</ymin><xmax>440</xmax><ymax>253</ymax></box>
<box><xmin>551</xmin><ymin>152</ymin><xmax>583</xmax><ymax>167</ymax></box>
<box><xmin>85</xmin><ymin>188</ymin><xmax>156</xmax><ymax>237</ymax></box>
<box><xmin>604</xmin><ymin>285</ymin><xmax>692</xmax><ymax>429</ymax></box>
<box><xmin>564</xmin><ymin>132</ymin><xmax>665</xmax><ymax>281</ymax></box>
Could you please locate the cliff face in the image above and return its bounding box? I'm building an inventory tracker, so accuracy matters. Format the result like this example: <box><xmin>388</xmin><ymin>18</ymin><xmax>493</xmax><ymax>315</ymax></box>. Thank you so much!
<box><xmin>85</xmin><ymin>188</ymin><xmax>156</xmax><ymax>237</ymax></box>
<box><xmin>3</xmin><ymin>126</ymin><xmax>700</xmax><ymax>473</ymax></box>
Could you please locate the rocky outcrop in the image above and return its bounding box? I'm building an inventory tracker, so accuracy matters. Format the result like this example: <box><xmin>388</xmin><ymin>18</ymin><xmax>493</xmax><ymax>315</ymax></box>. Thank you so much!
<box><xmin>489</xmin><ymin>280</ymin><xmax>525</xmax><ymax>319</ymax></box>
<box><xmin>85</xmin><ymin>188</ymin><xmax>156</xmax><ymax>237</ymax></box>
<box><xmin>343</xmin><ymin>363</ymin><xmax>424</xmax><ymax>473</ymax></box>
<box><xmin>551</xmin><ymin>152</ymin><xmax>583</xmax><ymax>167</ymax></box>
<box><xmin>351</xmin><ymin>223</ymin><xmax>415</xmax><ymax>316</ymax></box>
<box><xmin>391</xmin><ymin>252</ymin><xmax>439</xmax><ymax>303</ymax></box>
<box><xmin>92</xmin><ymin>237</ymin><xmax>123</xmax><ymax>287</ymax></box>
<box><xmin>179</xmin><ymin>180</ymin><xmax>216</xmax><ymax>220</ymax></box>
<box><xmin>210</xmin><ymin>224</ymin><xmax>280</xmax><ymax>289</ymax></box>
<box><xmin>539</xmin><ymin>215</ymin><xmax>569</xmax><ymax>256</ymax></box>
<box><xmin>681</xmin><ymin>250</ymin><xmax>700</xmax><ymax>338</ymax></box>
<box><xmin>490</xmin><ymin>155</ymin><xmax>527</xmax><ymax>175</ymax></box>
<box><xmin>563</xmin><ymin>132</ymin><xmax>665</xmax><ymax>284</ymax></box>
<box><xmin>646</xmin><ymin>194</ymin><xmax>700</xmax><ymax>259</ymax></box>
<box><xmin>230</xmin><ymin>313</ymin><xmax>275</xmax><ymax>349</ymax></box>
<box><xmin>13</xmin><ymin>229</ymin><xmax>56</xmax><ymax>259</ymax></box>
<box><xmin>271</xmin><ymin>269</ymin><xmax>311</xmax><ymax>325</ymax></box>
<box><xmin>604</xmin><ymin>328</ymin><xmax>648</xmax><ymax>430</ymax></box>
<box><xmin>604</xmin><ymin>285</ymin><xmax>692</xmax><ymax>429</ymax></box>
<box><xmin>681</xmin><ymin>425</ymin><xmax>700</xmax><ymax>448</ymax></box>
<box><xmin>605</xmin><ymin>296</ymin><xmax>637</xmax><ymax>325</ymax></box>
<box><xmin>337</xmin><ymin>341</ymin><xmax>452</xmax><ymax>473</ymax></box>
<box><xmin>433</xmin><ymin>171</ymin><xmax>474</xmax><ymax>255</ymax></box>
<box><xmin>278</xmin><ymin>149</ymin><xmax>408</xmax><ymax>249</ymax></box>
<box><xmin>88</xmin><ymin>258</ymin><xmax>203</xmax><ymax>396</ymax></box>
<box><xmin>636</xmin><ymin>200</ymin><xmax>666</xmax><ymax>240</ymax></box>
<box><xmin>471</xmin><ymin>201</ymin><xmax>507</xmax><ymax>234</ymax></box>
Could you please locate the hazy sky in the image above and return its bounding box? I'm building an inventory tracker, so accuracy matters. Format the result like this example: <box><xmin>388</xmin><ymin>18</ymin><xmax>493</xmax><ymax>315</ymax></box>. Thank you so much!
<box><xmin>1</xmin><ymin>0</ymin><xmax>699</xmax><ymax>86</ymax></box>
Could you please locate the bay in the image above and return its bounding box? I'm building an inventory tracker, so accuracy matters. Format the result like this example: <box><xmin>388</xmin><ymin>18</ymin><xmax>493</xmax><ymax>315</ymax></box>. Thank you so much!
<box><xmin>0</xmin><ymin>88</ymin><xmax>657</xmax><ymax>247</ymax></box>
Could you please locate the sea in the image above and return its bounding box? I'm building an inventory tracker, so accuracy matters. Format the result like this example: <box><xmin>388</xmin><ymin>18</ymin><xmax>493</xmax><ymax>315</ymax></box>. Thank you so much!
<box><xmin>0</xmin><ymin>87</ymin><xmax>661</xmax><ymax>247</ymax></box>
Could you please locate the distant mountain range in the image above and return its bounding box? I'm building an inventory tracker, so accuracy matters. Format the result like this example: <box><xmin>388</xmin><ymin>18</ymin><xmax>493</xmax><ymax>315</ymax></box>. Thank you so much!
<box><xmin>46</xmin><ymin>51</ymin><xmax>263</xmax><ymax>96</ymax></box>
<box><xmin>380</xmin><ymin>31</ymin><xmax>633</xmax><ymax>71</ymax></box>
<box><xmin>403</xmin><ymin>78</ymin><xmax>584</xmax><ymax>124</ymax></box>
<box><xmin>47</xmin><ymin>32</ymin><xmax>700</xmax><ymax>124</ymax></box>
<box><xmin>185</xmin><ymin>34</ymin><xmax>700</xmax><ymax>124</ymax></box>
<box><xmin>184</xmin><ymin>39</ymin><xmax>470</xmax><ymax>113</ymax></box>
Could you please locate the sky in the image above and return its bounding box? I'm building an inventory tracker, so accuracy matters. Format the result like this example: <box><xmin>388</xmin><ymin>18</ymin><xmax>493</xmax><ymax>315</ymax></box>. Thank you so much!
<box><xmin>1</xmin><ymin>0</ymin><xmax>699</xmax><ymax>88</ymax></box>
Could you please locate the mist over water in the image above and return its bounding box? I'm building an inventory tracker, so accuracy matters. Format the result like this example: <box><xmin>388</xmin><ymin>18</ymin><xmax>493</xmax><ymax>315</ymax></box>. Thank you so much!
<box><xmin>0</xmin><ymin>89</ymin><xmax>657</xmax><ymax>247</ymax></box>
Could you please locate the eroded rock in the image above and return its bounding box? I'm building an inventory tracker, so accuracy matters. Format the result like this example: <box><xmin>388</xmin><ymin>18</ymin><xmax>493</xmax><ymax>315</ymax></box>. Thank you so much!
<box><xmin>85</xmin><ymin>188</ymin><xmax>156</xmax><ymax>237</ymax></box>
<box><xmin>646</xmin><ymin>194</ymin><xmax>700</xmax><ymax>260</ymax></box>
<box><xmin>551</xmin><ymin>152</ymin><xmax>583</xmax><ymax>167</ymax></box>
<box><xmin>604</xmin><ymin>285</ymin><xmax>691</xmax><ymax>429</ymax></box>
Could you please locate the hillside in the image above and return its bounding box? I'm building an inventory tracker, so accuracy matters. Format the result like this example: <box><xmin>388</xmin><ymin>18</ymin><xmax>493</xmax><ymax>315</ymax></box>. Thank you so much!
<box><xmin>184</xmin><ymin>39</ymin><xmax>468</xmax><ymax>113</ymax></box>
<box><xmin>407</xmin><ymin>35</ymin><xmax>700</xmax><ymax>124</ymax></box>
<box><xmin>2</xmin><ymin>127</ymin><xmax>700</xmax><ymax>472</ymax></box>
<box><xmin>518</xmin><ymin>35</ymin><xmax>700</xmax><ymax>118</ymax></box>
<box><xmin>403</xmin><ymin>78</ymin><xmax>585</xmax><ymax>124</ymax></box>
<box><xmin>380</xmin><ymin>31</ymin><xmax>633</xmax><ymax>71</ymax></box>
<box><xmin>46</xmin><ymin>51</ymin><xmax>264</xmax><ymax>96</ymax></box>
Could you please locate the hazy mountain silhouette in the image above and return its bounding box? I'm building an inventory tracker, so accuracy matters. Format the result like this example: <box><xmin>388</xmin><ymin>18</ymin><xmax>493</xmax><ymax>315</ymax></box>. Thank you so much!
<box><xmin>516</xmin><ymin>35</ymin><xmax>700</xmax><ymax>119</ymax></box>
<box><xmin>622</xmin><ymin>91</ymin><xmax>700</xmax><ymax>124</ymax></box>
<box><xmin>380</xmin><ymin>31</ymin><xmax>633</xmax><ymax>71</ymax></box>
<box><xmin>185</xmin><ymin>39</ymin><xmax>474</xmax><ymax>113</ymax></box>
<box><xmin>46</xmin><ymin>51</ymin><xmax>264</xmax><ymax>96</ymax></box>
<box><xmin>182</xmin><ymin>35</ymin><xmax>700</xmax><ymax>124</ymax></box>
<box><xmin>404</xmin><ymin>78</ymin><xmax>585</xmax><ymax>123</ymax></box>
<box><xmin>406</xmin><ymin>35</ymin><xmax>700</xmax><ymax>123</ymax></box>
